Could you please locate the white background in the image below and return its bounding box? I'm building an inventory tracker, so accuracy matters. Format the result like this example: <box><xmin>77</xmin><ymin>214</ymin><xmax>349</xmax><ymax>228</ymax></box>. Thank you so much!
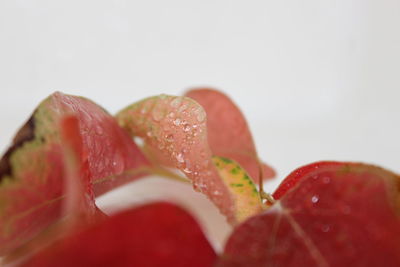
<box><xmin>1</xmin><ymin>0</ymin><xmax>400</xmax><ymax>250</ymax></box>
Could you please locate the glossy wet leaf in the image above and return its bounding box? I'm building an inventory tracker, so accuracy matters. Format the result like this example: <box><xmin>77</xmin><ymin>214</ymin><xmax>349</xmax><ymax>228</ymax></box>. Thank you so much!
<box><xmin>185</xmin><ymin>88</ymin><xmax>275</xmax><ymax>182</ymax></box>
<box><xmin>23</xmin><ymin>202</ymin><xmax>217</xmax><ymax>267</ymax></box>
<box><xmin>117</xmin><ymin>94</ymin><xmax>258</xmax><ymax>224</ymax></box>
<box><xmin>219</xmin><ymin>162</ymin><xmax>400</xmax><ymax>266</ymax></box>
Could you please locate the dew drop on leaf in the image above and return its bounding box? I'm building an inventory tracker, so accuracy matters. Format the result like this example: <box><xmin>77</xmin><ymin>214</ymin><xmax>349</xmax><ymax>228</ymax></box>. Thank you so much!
<box><xmin>178</xmin><ymin>104</ymin><xmax>188</xmax><ymax>112</ymax></box>
<box><xmin>165</xmin><ymin>134</ymin><xmax>174</xmax><ymax>142</ymax></box>
<box><xmin>321</xmin><ymin>224</ymin><xmax>331</xmax><ymax>233</ymax></box>
<box><xmin>196</xmin><ymin>109</ymin><xmax>206</xmax><ymax>122</ymax></box>
<box><xmin>322</xmin><ymin>176</ymin><xmax>331</xmax><ymax>184</ymax></box>
<box><xmin>173</xmin><ymin>118</ymin><xmax>181</xmax><ymax>126</ymax></box>
<box><xmin>152</xmin><ymin>106</ymin><xmax>164</xmax><ymax>121</ymax></box>
<box><xmin>311</xmin><ymin>195</ymin><xmax>319</xmax><ymax>203</ymax></box>
<box><xmin>183</xmin><ymin>124</ymin><xmax>191</xmax><ymax>132</ymax></box>
<box><xmin>170</xmin><ymin>97</ymin><xmax>183</xmax><ymax>108</ymax></box>
<box><xmin>176</xmin><ymin>153</ymin><xmax>184</xmax><ymax>163</ymax></box>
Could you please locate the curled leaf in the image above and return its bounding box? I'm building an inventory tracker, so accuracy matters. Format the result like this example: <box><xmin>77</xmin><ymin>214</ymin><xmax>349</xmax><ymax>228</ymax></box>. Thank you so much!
<box><xmin>185</xmin><ymin>88</ymin><xmax>275</xmax><ymax>182</ymax></box>
<box><xmin>117</xmin><ymin>94</ymin><xmax>269</xmax><ymax>224</ymax></box>
<box><xmin>0</xmin><ymin>92</ymin><xmax>149</xmax><ymax>255</ymax></box>
<box><xmin>212</xmin><ymin>156</ymin><xmax>264</xmax><ymax>222</ymax></box>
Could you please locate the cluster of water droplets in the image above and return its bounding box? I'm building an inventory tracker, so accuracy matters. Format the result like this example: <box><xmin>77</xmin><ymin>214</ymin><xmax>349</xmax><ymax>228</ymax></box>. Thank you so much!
<box><xmin>129</xmin><ymin>95</ymin><xmax>210</xmax><ymax>180</ymax></box>
<box><xmin>119</xmin><ymin>94</ymin><xmax>232</xmax><ymax>219</ymax></box>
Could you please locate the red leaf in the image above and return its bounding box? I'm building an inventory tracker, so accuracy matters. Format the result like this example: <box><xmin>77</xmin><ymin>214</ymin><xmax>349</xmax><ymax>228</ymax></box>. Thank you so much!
<box><xmin>23</xmin><ymin>202</ymin><xmax>217</xmax><ymax>267</ymax></box>
<box><xmin>219</xmin><ymin>162</ymin><xmax>400</xmax><ymax>266</ymax></box>
<box><xmin>185</xmin><ymin>88</ymin><xmax>275</xmax><ymax>182</ymax></box>
<box><xmin>59</xmin><ymin>115</ymin><xmax>96</xmax><ymax>220</ymax></box>
<box><xmin>0</xmin><ymin>92</ymin><xmax>149</xmax><ymax>255</ymax></box>
<box><xmin>273</xmin><ymin>161</ymin><xmax>344</xmax><ymax>200</ymax></box>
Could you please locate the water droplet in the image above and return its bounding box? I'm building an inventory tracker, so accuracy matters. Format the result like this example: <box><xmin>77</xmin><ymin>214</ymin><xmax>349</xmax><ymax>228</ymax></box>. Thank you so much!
<box><xmin>178</xmin><ymin>104</ymin><xmax>188</xmax><ymax>112</ymax></box>
<box><xmin>183</xmin><ymin>123</ymin><xmax>191</xmax><ymax>132</ymax></box>
<box><xmin>140</xmin><ymin>102</ymin><xmax>151</xmax><ymax>114</ymax></box>
<box><xmin>170</xmin><ymin>97</ymin><xmax>183</xmax><ymax>107</ymax></box>
<box><xmin>213</xmin><ymin>190</ymin><xmax>222</xmax><ymax>196</ymax></box>
<box><xmin>146</xmin><ymin>131</ymin><xmax>153</xmax><ymax>137</ymax></box>
<box><xmin>152</xmin><ymin>106</ymin><xmax>164</xmax><ymax>121</ymax></box>
<box><xmin>165</xmin><ymin>134</ymin><xmax>174</xmax><ymax>142</ymax></box>
<box><xmin>168</xmin><ymin>112</ymin><xmax>175</xmax><ymax>118</ymax></box>
<box><xmin>311</xmin><ymin>195</ymin><xmax>319</xmax><ymax>203</ymax></box>
<box><xmin>183</xmin><ymin>168</ymin><xmax>192</xmax><ymax>174</ymax></box>
<box><xmin>193</xmin><ymin>171</ymin><xmax>199</xmax><ymax>176</ymax></box>
<box><xmin>173</xmin><ymin>118</ymin><xmax>181</xmax><ymax>126</ymax></box>
<box><xmin>322</xmin><ymin>176</ymin><xmax>331</xmax><ymax>184</ymax></box>
<box><xmin>176</xmin><ymin>153</ymin><xmax>184</xmax><ymax>163</ymax></box>
<box><xmin>321</xmin><ymin>224</ymin><xmax>331</xmax><ymax>233</ymax></box>
<box><xmin>195</xmin><ymin>108</ymin><xmax>206</xmax><ymax>122</ymax></box>
<box><xmin>112</xmin><ymin>154</ymin><xmax>124</xmax><ymax>174</ymax></box>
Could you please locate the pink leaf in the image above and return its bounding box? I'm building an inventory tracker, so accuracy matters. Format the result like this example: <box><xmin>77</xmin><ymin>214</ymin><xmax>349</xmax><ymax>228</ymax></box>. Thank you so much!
<box><xmin>117</xmin><ymin>94</ymin><xmax>265</xmax><ymax>224</ymax></box>
<box><xmin>185</xmin><ymin>88</ymin><xmax>275</xmax><ymax>182</ymax></box>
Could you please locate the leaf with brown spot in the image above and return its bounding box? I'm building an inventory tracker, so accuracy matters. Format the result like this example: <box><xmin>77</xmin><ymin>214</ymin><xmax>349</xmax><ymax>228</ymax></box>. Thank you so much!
<box><xmin>0</xmin><ymin>92</ymin><xmax>149</xmax><ymax>255</ymax></box>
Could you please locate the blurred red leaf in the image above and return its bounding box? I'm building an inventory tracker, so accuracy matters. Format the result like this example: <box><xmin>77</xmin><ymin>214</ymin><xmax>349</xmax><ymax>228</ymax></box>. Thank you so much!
<box><xmin>23</xmin><ymin>202</ymin><xmax>217</xmax><ymax>267</ymax></box>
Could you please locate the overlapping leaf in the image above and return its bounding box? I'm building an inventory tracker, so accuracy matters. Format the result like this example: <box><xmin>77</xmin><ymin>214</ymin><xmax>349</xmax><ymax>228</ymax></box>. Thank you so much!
<box><xmin>0</xmin><ymin>92</ymin><xmax>149</xmax><ymax>255</ymax></box>
<box><xmin>116</xmin><ymin>94</ymin><xmax>265</xmax><ymax>224</ymax></box>
<box><xmin>185</xmin><ymin>88</ymin><xmax>275</xmax><ymax>182</ymax></box>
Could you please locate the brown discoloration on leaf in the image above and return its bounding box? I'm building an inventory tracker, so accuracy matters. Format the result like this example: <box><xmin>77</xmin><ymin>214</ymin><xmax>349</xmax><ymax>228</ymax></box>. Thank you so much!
<box><xmin>0</xmin><ymin>114</ymin><xmax>36</xmax><ymax>180</ymax></box>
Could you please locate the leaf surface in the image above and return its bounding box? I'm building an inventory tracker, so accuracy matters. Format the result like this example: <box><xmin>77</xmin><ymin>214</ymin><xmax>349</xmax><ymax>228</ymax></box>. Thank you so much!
<box><xmin>0</xmin><ymin>92</ymin><xmax>148</xmax><ymax>255</ymax></box>
<box><xmin>212</xmin><ymin>156</ymin><xmax>264</xmax><ymax>223</ymax></box>
<box><xmin>185</xmin><ymin>88</ymin><xmax>275</xmax><ymax>182</ymax></box>
<box><xmin>117</xmin><ymin>94</ymin><xmax>264</xmax><ymax>224</ymax></box>
<box><xmin>219</xmin><ymin>162</ymin><xmax>400</xmax><ymax>266</ymax></box>
<box><xmin>23</xmin><ymin>202</ymin><xmax>217</xmax><ymax>267</ymax></box>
